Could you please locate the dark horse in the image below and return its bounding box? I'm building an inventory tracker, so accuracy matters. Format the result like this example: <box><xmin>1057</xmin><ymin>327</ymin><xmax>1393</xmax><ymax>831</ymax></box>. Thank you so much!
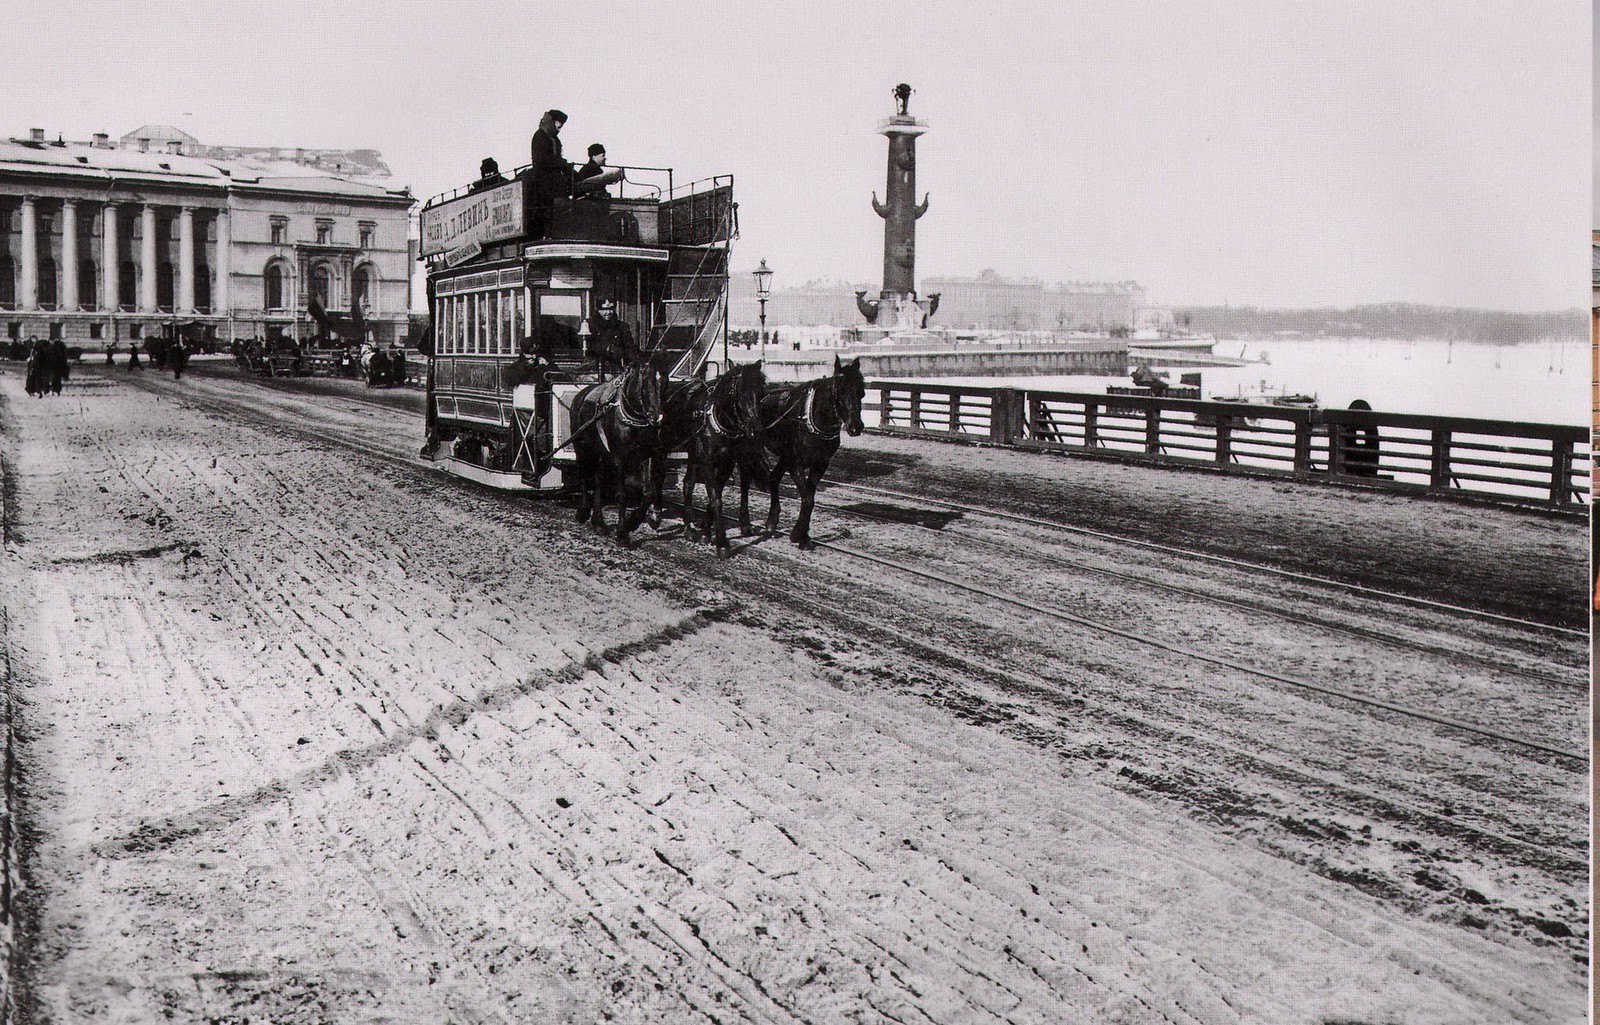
<box><xmin>647</xmin><ymin>375</ymin><xmax>711</xmax><ymax>531</ymax></box>
<box><xmin>681</xmin><ymin>361</ymin><xmax>767</xmax><ymax>553</ymax></box>
<box><xmin>570</xmin><ymin>363</ymin><xmax>666</xmax><ymax>544</ymax></box>
<box><xmin>739</xmin><ymin>356</ymin><xmax>866</xmax><ymax>550</ymax></box>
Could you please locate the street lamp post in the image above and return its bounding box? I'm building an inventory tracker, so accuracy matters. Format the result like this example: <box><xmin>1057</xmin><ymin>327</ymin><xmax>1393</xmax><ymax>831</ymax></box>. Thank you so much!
<box><xmin>753</xmin><ymin>258</ymin><xmax>773</xmax><ymax>362</ymax></box>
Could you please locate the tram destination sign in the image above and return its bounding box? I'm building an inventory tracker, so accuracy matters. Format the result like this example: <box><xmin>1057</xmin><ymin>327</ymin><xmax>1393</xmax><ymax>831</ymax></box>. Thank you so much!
<box><xmin>420</xmin><ymin>181</ymin><xmax>524</xmax><ymax>257</ymax></box>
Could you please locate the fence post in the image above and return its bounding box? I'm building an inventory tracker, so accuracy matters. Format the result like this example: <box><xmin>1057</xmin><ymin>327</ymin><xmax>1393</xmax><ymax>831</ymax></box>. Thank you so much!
<box><xmin>1430</xmin><ymin>429</ymin><xmax>1452</xmax><ymax>490</ymax></box>
<box><xmin>1083</xmin><ymin>402</ymin><xmax>1098</xmax><ymax>448</ymax></box>
<box><xmin>1293</xmin><ymin>416</ymin><xmax>1313</xmax><ymax>472</ymax></box>
<box><xmin>1145</xmin><ymin>406</ymin><xmax>1161</xmax><ymax>455</ymax></box>
<box><xmin>1215</xmin><ymin>414</ymin><xmax>1232</xmax><ymax>465</ymax></box>
<box><xmin>877</xmin><ymin>387</ymin><xmax>892</xmax><ymax>429</ymax></box>
<box><xmin>1550</xmin><ymin>438</ymin><xmax>1574</xmax><ymax>504</ymax></box>
<box><xmin>949</xmin><ymin>392</ymin><xmax>961</xmax><ymax>435</ymax></box>
<box><xmin>989</xmin><ymin>388</ymin><xmax>1019</xmax><ymax>445</ymax></box>
<box><xmin>909</xmin><ymin>389</ymin><xmax>922</xmax><ymax>430</ymax></box>
<box><xmin>1327</xmin><ymin>414</ymin><xmax>1346</xmax><ymax>477</ymax></box>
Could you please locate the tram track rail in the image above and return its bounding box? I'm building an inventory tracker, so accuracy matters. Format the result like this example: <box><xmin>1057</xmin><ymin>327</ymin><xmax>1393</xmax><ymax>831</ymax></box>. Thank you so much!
<box><xmin>136</xmin><ymin>374</ymin><xmax>1590</xmax><ymax>879</ymax></box>
<box><xmin>825</xmin><ymin>479</ymin><xmax>1586</xmax><ymax>640</ymax></box>
<box><xmin>806</xmin><ymin>537</ymin><xmax>1583</xmax><ymax>764</ymax></box>
<box><xmin>810</xmin><ymin>490</ymin><xmax>1584</xmax><ymax>690</ymax></box>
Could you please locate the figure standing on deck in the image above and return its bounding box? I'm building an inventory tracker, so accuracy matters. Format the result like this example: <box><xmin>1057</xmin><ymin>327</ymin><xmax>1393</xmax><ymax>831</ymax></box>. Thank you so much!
<box><xmin>528</xmin><ymin>109</ymin><xmax>570</xmax><ymax>237</ymax></box>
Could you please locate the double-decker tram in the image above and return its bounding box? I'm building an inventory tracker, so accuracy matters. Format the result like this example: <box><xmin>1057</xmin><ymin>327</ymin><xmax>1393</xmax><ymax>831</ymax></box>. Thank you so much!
<box><xmin>418</xmin><ymin>155</ymin><xmax>735</xmax><ymax>491</ymax></box>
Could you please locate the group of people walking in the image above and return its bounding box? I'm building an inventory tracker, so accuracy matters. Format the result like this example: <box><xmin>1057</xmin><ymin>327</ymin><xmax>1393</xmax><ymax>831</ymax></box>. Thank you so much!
<box><xmin>23</xmin><ymin>338</ymin><xmax>70</xmax><ymax>397</ymax></box>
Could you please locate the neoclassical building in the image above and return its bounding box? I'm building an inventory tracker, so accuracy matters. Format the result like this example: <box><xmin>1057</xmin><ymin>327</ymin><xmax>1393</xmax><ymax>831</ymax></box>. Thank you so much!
<box><xmin>0</xmin><ymin>127</ymin><xmax>413</xmax><ymax>345</ymax></box>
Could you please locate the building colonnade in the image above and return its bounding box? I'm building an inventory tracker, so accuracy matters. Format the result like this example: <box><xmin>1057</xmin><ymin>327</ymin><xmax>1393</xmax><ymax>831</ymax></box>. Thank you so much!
<box><xmin>4</xmin><ymin>195</ymin><xmax>231</xmax><ymax>316</ymax></box>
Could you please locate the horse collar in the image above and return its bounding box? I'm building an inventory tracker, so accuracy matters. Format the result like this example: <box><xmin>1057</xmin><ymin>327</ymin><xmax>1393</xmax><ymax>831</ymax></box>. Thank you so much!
<box><xmin>705</xmin><ymin>393</ymin><xmax>733</xmax><ymax>436</ymax></box>
<box><xmin>804</xmin><ymin>384</ymin><xmax>840</xmax><ymax>439</ymax></box>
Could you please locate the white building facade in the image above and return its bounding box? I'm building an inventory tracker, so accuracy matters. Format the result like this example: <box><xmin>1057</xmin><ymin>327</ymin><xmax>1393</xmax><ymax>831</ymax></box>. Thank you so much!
<box><xmin>0</xmin><ymin>128</ymin><xmax>413</xmax><ymax>345</ymax></box>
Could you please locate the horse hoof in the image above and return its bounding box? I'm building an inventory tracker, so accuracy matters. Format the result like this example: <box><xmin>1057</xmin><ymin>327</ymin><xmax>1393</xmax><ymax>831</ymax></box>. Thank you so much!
<box><xmin>573</xmin><ymin>509</ymin><xmax>589</xmax><ymax>523</ymax></box>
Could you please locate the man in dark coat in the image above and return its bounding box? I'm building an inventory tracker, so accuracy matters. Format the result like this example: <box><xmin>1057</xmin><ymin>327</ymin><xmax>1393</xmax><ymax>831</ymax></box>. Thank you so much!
<box><xmin>573</xmin><ymin>143</ymin><xmax>618</xmax><ymax>200</ymax></box>
<box><xmin>591</xmin><ymin>298</ymin><xmax>638</xmax><ymax>379</ymax></box>
<box><xmin>468</xmin><ymin>157</ymin><xmax>507</xmax><ymax>194</ymax></box>
<box><xmin>49</xmin><ymin>338</ymin><xmax>69</xmax><ymax>394</ymax></box>
<box><xmin>528</xmin><ymin>109</ymin><xmax>570</xmax><ymax>237</ymax></box>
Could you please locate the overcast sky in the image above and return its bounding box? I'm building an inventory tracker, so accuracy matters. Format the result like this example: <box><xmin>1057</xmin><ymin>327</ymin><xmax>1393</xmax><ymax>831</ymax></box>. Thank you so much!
<box><xmin>5</xmin><ymin>1</ymin><xmax>1588</xmax><ymax>310</ymax></box>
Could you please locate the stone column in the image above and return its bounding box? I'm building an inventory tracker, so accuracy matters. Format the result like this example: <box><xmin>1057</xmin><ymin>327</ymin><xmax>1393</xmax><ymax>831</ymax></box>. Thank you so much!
<box><xmin>139</xmin><ymin>204</ymin><xmax>157</xmax><ymax>312</ymax></box>
<box><xmin>61</xmin><ymin>200</ymin><xmax>79</xmax><ymax>311</ymax></box>
<box><xmin>213</xmin><ymin>208</ymin><xmax>231</xmax><ymax>314</ymax></box>
<box><xmin>102</xmin><ymin>204</ymin><xmax>120</xmax><ymax>311</ymax></box>
<box><xmin>177</xmin><ymin>206</ymin><xmax>195</xmax><ymax>313</ymax></box>
<box><xmin>19</xmin><ymin>196</ymin><xmax>38</xmax><ymax>311</ymax></box>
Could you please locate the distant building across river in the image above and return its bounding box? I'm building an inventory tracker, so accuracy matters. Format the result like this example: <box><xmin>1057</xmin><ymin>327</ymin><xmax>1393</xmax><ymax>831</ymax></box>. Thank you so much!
<box><xmin>730</xmin><ymin>268</ymin><xmax>1166</xmax><ymax>333</ymax></box>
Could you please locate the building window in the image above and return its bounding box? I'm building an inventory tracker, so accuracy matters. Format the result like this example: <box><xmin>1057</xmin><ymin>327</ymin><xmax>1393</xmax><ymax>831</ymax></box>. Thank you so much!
<box><xmin>195</xmin><ymin>265</ymin><xmax>211</xmax><ymax>313</ymax></box>
<box><xmin>270</xmin><ymin>217</ymin><xmax>287</xmax><ymax>245</ymax></box>
<box><xmin>119</xmin><ymin>262</ymin><xmax>137</xmax><ymax>310</ymax></box>
<box><xmin>89</xmin><ymin>323</ymin><xmax>103</xmax><ymax>340</ymax></box>
<box><xmin>157</xmin><ymin>262</ymin><xmax>175</xmax><ymax>310</ymax></box>
<box><xmin>48</xmin><ymin>322</ymin><xmax>61</xmax><ymax>340</ymax></box>
<box><xmin>359</xmin><ymin>222</ymin><xmax>375</xmax><ymax>248</ymax></box>
<box><xmin>130</xmin><ymin>324</ymin><xmax>142</xmax><ymax>340</ymax></box>
<box><xmin>353</xmin><ymin>266</ymin><xmax>373</xmax><ymax>310</ymax></box>
<box><xmin>6</xmin><ymin>323</ymin><xmax>18</xmax><ymax>341</ymax></box>
<box><xmin>38</xmin><ymin>258</ymin><xmax>57</xmax><ymax>309</ymax></box>
<box><xmin>265</xmin><ymin>262</ymin><xmax>288</xmax><ymax>310</ymax></box>
<box><xmin>0</xmin><ymin>258</ymin><xmax>13</xmax><ymax>308</ymax></box>
<box><xmin>312</xmin><ymin>265</ymin><xmax>332</xmax><ymax>306</ymax></box>
<box><xmin>78</xmin><ymin>259</ymin><xmax>97</xmax><ymax>310</ymax></box>
<box><xmin>316</xmin><ymin>219</ymin><xmax>333</xmax><ymax>244</ymax></box>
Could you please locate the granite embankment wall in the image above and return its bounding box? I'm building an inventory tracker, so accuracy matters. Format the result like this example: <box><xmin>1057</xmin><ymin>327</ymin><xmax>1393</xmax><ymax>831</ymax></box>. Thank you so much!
<box><xmin>758</xmin><ymin>344</ymin><xmax>1127</xmax><ymax>382</ymax></box>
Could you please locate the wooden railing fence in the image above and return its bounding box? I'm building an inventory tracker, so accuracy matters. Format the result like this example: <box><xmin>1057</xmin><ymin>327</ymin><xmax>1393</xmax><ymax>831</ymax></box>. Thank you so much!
<box><xmin>868</xmin><ymin>380</ymin><xmax>1589</xmax><ymax>510</ymax></box>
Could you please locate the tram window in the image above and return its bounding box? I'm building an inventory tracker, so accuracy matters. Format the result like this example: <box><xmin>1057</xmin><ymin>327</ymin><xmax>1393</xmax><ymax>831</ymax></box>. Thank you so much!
<box><xmin>536</xmin><ymin>292</ymin><xmax>584</xmax><ymax>351</ymax></box>
<box><xmin>499</xmin><ymin>289</ymin><xmax>514</xmax><ymax>353</ymax></box>
<box><xmin>513</xmin><ymin>291</ymin><xmax>526</xmax><ymax>350</ymax></box>
<box><xmin>478</xmin><ymin>294</ymin><xmax>491</xmax><ymax>354</ymax></box>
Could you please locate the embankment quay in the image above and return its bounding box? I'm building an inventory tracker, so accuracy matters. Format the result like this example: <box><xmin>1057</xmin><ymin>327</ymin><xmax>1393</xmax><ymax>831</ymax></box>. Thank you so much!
<box><xmin>0</xmin><ymin>361</ymin><xmax>1586</xmax><ymax>1023</ymax></box>
<box><xmin>759</xmin><ymin>339</ymin><xmax>1131</xmax><ymax>380</ymax></box>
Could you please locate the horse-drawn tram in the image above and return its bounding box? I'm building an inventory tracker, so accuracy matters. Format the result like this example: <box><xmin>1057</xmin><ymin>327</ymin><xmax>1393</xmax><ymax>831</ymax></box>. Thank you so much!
<box><xmin>417</xmin><ymin>156</ymin><xmax>736</xmax><ymax>493</ymax></box>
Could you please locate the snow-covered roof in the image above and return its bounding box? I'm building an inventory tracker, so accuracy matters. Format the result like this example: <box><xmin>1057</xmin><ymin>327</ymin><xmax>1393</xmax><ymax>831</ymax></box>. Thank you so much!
<box><xmin>0</xmin><ymin>138</ymin><xmax>412</xmax><ymax>203</ymax></box>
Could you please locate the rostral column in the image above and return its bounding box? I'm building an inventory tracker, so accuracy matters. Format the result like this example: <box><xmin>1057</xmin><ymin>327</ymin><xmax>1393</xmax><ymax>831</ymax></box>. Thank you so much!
<box><xmin>856</xmin><ymin>83</ymin><xmax>939</xmax><ymax>332</ymax></box>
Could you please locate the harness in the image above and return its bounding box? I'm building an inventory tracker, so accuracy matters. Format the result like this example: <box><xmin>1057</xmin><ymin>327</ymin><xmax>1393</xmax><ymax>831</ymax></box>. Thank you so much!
<box><xmin>802</xmin><ymin>383</ymin><xmax>841</xmax><ymax>439</ymax></box>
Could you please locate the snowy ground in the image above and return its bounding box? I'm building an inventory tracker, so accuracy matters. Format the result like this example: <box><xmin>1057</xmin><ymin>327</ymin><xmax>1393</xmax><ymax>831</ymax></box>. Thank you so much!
<box><xmin>0</xmin><ymin>361</ymin><xmax>1586</xmax><ymax>1023</ymax></box>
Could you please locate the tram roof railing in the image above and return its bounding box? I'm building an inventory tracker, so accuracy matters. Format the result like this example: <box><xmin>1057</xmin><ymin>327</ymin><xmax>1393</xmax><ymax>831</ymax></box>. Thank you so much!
<box><xmin>422</xmin><ymin>164</ymin><xmax>733</xmax><ymax>211</ymax></box>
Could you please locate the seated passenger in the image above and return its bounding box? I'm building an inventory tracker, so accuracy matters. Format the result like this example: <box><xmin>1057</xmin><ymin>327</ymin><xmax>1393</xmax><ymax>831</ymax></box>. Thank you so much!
<box><xmin>574</xmin><ymin>144</ymin><xmax>621</xmax><ymax>199</ymax></box>
<box><xmin>469</xmin><ymin>157</ymin><xmax>508</xmax><ymax>193</ymax></box>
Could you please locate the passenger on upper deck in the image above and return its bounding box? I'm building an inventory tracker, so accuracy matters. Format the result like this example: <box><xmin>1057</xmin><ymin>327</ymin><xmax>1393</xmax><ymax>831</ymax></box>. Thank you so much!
<box><xmin>529</xmin><ymin>109</ymin><xmax>571</xmax><ymax>235</ymax></box>
<box><xmin>469</xmin><ymin>157</ymin><xmax>508</xmax><ymax>193</ymax></box>
<box><xmin>574</xmin><ymin>144</ymin><xmax>614</xmax><ymax>199</ymax></box>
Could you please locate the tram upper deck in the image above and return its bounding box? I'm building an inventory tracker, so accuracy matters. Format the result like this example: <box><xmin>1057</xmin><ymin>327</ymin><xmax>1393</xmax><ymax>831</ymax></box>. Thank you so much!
<box><xmin>420</xmin><ymin>164</ymin><xmax>735</xmax><ymax>380</ymax></box>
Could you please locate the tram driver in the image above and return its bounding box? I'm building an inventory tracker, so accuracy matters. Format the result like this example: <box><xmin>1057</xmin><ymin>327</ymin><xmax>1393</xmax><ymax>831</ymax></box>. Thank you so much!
<box><xmin>592</xmin><ymin>299</ymin><xmax>638</xmax><ymax>379</ymax></box>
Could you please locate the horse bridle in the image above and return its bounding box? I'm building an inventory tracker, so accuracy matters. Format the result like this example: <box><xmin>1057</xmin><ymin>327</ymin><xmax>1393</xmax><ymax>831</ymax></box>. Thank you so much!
<box><xmin>703</xmin><ymin>370</ymin><xmax>759</xmax><ymax>438</ymax></box>
<box><xmin>614</xmin><ymin>368</ymin><xmax>663</xmax><ymax>428</ymax></box>
<box><xmin>801</xmin><ymin>380</ymin><xmax>843</xmax><ymax>439</ymax></box>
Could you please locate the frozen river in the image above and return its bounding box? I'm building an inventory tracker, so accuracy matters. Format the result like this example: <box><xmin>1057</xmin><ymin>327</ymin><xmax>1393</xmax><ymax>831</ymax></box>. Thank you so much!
<box><xmin>911</xmin><ymin>336</ymin><xmax>1589</xmax><ymax>424</ymax></box>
